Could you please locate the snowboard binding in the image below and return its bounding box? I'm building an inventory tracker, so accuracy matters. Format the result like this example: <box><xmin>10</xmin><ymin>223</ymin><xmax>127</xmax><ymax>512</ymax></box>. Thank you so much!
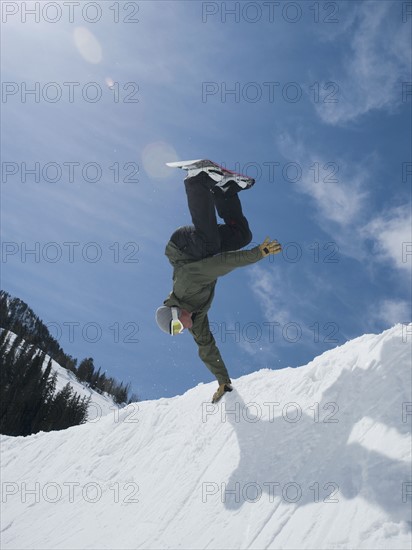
<box><xmin>166</xmin><ymin>159</ymin><xmax>255</xmax><ymax>195</ymax></box>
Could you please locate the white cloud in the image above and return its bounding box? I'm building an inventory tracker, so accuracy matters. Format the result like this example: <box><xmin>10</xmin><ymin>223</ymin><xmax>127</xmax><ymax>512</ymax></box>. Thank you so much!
<box><xmin>245</xmin><ymin>264</ymin><xmax>296</xmax><ymax>358</ymax></box>
<box><xmin>371</xmin><ymin>299</ymin><xmax>411</xmax><ymax>326</ymax></box>
<box><xmin>249</xmin><ymin>265</ymin><xmax>290</xmax><ymax>325</ymax></box>
<box><xmin>277</xmin><ymin>132</ymin><xmax>369</xmax><ymax>228</ymax></box>
<box><xmin>361</xmin><ymin>204</ymin><xmax>412</xmax><ymax>272</ymax></box>
<box><xmin>277</xmin><ymin>133</ymin><xmax>411</xmax><ymax>276</ymax></box>
<box><xmin>314</xmin><ymin>1</ymin><xmax>411</xmax><ymax>125</ymax></box>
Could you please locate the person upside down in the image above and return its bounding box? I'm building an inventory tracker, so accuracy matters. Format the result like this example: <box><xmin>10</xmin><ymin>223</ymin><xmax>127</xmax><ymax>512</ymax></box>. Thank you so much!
<box><xmin>156</xmin><ymin>165</ymin><xmax>282</xmax><ymax>403</ymax></box>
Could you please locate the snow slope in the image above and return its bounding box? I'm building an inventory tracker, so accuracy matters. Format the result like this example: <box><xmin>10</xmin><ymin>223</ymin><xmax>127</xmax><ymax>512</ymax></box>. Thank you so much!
<box><xmin>1</xmin><ymin>325</ymin><xmax>411</xmax><ymax>549</ymax></box>
<box><xmin>46</xmin><ymin>354</ymin><xmax>119</xmax><ymax>421</ymax></box>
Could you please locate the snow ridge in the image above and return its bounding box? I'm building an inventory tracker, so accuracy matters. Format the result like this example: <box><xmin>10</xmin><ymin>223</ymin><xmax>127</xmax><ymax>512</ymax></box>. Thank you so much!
<box><xmin>1</xmin><ymin>324</ymin><xmax>411</xmax><ymax>549</ymax></box>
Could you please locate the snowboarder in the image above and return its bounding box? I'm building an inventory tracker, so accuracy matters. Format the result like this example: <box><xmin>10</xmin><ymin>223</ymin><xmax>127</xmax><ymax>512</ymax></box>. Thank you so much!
<box><xmin>156</xmin><ymin>161</ymin><xmax>282</xmax><ymax>403</ymax></box>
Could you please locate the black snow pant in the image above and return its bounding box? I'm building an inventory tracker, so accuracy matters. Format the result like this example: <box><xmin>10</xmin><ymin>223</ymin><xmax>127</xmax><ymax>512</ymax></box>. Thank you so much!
<box><xmin>170</xmin><ymin>172</ymin><xmax>253</xmax><ymax>260</ymax></box>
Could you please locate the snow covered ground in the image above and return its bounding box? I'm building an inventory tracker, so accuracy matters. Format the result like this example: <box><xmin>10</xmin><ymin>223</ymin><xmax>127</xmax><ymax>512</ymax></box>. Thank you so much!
<box><xmin>1</xmin><ymin>324</ymin><xmax>411</xmax><ymax>549</ymax></box>
<box><xmin>48</xmin><ymin>355</ymin><xmax>120</xmax><ymax>421</ymax></box>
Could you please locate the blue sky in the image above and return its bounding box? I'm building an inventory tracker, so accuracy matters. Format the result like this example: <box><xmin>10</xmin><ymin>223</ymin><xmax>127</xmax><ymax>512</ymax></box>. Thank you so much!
<box><xmin>1</xmin><ymin>0</ymin><xmax>411</xmax><ymax>400</ymax></box>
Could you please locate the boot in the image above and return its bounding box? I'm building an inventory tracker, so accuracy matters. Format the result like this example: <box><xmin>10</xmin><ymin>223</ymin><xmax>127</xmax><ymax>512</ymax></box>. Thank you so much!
<box><xmin>211</xmin><ymin>382</ymin><xmax>233</xmax><ymax>404</ymax></box>
<box><xmin>211</xmin><ymin>175</ymin><xmax>255</xmax><ymax>197</ymax></box>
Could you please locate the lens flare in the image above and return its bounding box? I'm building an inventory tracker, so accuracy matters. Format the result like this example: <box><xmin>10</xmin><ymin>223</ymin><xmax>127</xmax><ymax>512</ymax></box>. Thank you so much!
<box><xmin>73</xmin><ymin>27</ymin><xmax>102</xmax><ymax>64</ymax></box>
<box><xmin>141</xmin><ymin>142</ymin><xmax>178</xmax><ymax>179</ymax></box>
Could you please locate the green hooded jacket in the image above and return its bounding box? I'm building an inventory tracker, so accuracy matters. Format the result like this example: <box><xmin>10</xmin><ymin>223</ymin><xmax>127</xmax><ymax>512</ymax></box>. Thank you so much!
<box><xmin>163</xmin><ymin>240</ymin><xmax>264</xmax><ymax>385</ymax></box>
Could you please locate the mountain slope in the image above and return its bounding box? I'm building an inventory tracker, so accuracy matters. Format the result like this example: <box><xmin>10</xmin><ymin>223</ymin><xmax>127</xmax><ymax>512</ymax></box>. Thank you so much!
<box><xmin>1</xmin><ymin>324</ymin><xmax>411</xmax><ymax>549</ymax></box>
<box><xmin>2</xmin><ymin>330</ymin><xmax>119</xmax><ymax>422</ymax></box>
<box><xmin>48</xmin><ymin>353</ymin><xmax>119</xmax><ymax>421</ymax></box>
<box><xmin>0</xmin><ymin>291</ymin><xmax>134</xmax><ymax>405</ymax></box>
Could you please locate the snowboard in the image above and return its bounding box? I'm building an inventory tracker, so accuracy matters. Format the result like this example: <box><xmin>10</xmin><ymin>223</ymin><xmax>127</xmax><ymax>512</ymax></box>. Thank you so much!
<box><xmin>166</xmin><ymin>159</ymin><xmax>255</xmax><ymax>188</ymax></box>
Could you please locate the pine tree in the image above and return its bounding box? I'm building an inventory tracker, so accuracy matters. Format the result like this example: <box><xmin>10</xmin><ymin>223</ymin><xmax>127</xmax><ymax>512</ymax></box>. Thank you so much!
<box><xmin>0</xmin><ymin>337</ymin><xmax>87</xmax><ymax>435</ymax></box>
<box><xmin>1</xmin><ymin>292</ymin><xmax>139</xmax><ymax>407</ymax></box>
<box><xmin>77</xmin><ymin>358</ymin><xmax>95</xmax><ymax>384</ymax></box>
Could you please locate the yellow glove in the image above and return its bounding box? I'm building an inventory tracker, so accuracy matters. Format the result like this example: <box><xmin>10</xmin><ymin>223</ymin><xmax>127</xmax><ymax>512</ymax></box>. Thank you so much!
<box><xmin>259</xmin><ymin>237</ymin><xmax>282</xmax><ymax>258</ymax></box>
